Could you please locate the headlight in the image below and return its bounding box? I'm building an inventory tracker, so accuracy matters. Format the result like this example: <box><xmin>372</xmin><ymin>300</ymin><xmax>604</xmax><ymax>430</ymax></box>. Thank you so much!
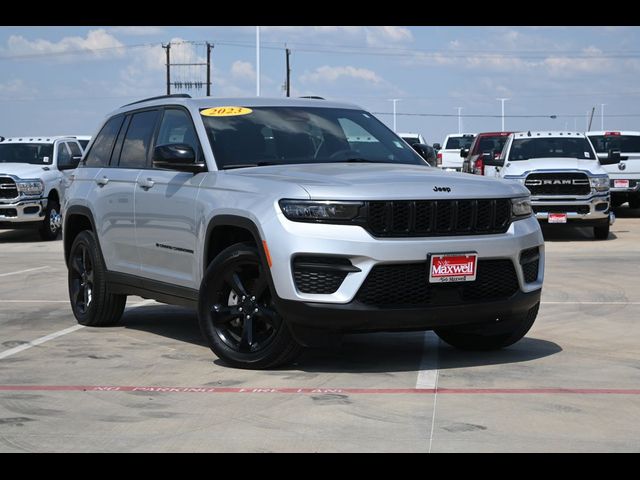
<box><xmin>590</xmin><ymin>176</ymin><xmax>609</xmax><ymax>192</ymax></box>
<box><xmin>16</xmin><ymin>179</ymin><xmax>44</xmax><ymax>196</ymax></box>
<box><xmin>511</xmin><ymin>197</ymin><xmax>532</xmax><ymax>218</ymax></box>
<box><xmin>279</xmin><ymin>199</ymin><xmax>363</xmax><ymax>222</ymax></box>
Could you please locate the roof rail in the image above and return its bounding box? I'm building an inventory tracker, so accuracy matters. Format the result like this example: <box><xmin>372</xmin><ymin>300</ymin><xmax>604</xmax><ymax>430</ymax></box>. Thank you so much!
<box><xmin>299</xmin><ymin>96</ymin><xmax>325</xmax><ymax>100</ymax></box>
<box><xmin>121</xmin><ymin>93</ymin><xmax>192</xmax><ymax>108</ymax></box>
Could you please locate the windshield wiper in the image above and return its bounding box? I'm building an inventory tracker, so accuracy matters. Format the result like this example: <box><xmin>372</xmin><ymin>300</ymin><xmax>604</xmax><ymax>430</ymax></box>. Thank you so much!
<box><xmin>221</xmin><ymin>161</ymin><xmax>278</xmax><ymax>170</ymax></box>
<box><xmin>330</xmin><ymin>158</ymin><xmax>379</xmax><ymax>164</ymax></box>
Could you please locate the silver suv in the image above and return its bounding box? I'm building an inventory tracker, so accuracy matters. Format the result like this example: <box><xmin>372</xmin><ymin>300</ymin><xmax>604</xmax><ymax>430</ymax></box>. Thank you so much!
<box><xmin>63</xmin><ymin>95</ymin><xmax>545</xmax><ymax>369</ymax></box>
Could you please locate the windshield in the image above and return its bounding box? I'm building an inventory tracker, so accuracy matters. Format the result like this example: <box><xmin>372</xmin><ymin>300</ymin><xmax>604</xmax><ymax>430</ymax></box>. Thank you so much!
<box><xmin>508</xmin><ymin>137</ymin><xmax>596</xmax><ymax>161</ymax></box>
<box><xmin>78</xmin><ymin>139</ymin><xmax>90</xmax><ymax>150</ymax></box>
<box><xmin>588</xmin><ymin>135</ymin><xmax>640</xmax><ymax>154</ymax></box>
<box><xmin>474</xmin><ymin>135</ymin><xmax>509</xmax><ymax>155</ymax></box>
<box><xmin>200</xmin><ymin>106</ymin><xmax>426</xmax><ymax>169</ymax></box>
<box><xmin>0</xmin><ymin>143</ymin><xmax>53</xmax><ymax>164</ymax></box>
<box><xmin>445</xmin><ymin>136</ymin><xmax>474</xmax><ymax>150</ymax></box>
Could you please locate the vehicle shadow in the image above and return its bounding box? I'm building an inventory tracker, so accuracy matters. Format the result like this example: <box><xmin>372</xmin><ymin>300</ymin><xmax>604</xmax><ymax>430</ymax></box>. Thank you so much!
<box><xmin>0</xmin><ymin>229</ymin><xmax>60</xmax><ymax>243</ymax></box>
<box><xmin>122</xmin><ymin>304</ymin><xmax>562</xmax><ymax>373</ymax></box>
<box><xmin>540</xmin><ymin>225</ymin><xmax>618</xmax><ymax>242</ymax></box>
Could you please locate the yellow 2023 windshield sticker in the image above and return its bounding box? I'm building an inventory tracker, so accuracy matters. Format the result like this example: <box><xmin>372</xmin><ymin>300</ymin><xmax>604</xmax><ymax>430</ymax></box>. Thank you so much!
<box><xmin>200</xmin><ymin>106</ymin><xmax>253</xmax><ymax>117</ymax></box>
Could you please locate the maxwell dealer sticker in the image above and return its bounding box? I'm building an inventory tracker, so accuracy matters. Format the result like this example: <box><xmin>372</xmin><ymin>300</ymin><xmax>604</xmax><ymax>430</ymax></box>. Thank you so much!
<box><xmin>429</xmin><ymin>253</ymin><xmax>477</xmax><ymax>283</ymax></box>
<box><xmin>614</xmin><ymin>179</ymin><xmax>630</xmax><ymax>188</ymax></box>
<box><xmin>200</xmin><ymin>106</ymin><xmax>253</xmax><ymax>117</ymax></box>
<box><xmin>548</xmin><ymin>213</ymin><xmax>567</xmax><ymax>223</ymax></box>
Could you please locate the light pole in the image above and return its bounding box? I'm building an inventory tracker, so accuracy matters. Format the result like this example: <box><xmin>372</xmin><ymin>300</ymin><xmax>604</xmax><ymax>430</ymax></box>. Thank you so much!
<box><xmin>389</xmin><ymin>99</ymin><xmax>400</xmax><ymax>132</ymax></box>
<box><xmin>456</xmin><ymin>106</ymin><xmax>463</xmax><ymax>134</ymax></box>
<box><xmin>600</xmin><ymin>103</ymin><xmax>606</xmax><ymax>130</ymax></box>
<box><xmin>256</xmin><ymin>26</ymin><xmax>261</xmax><ymax>97</ymax></box>
<box><xmin>497</xmin><ymin>98</ymin><xmax>509</xmax><ymax>132</ymax></box>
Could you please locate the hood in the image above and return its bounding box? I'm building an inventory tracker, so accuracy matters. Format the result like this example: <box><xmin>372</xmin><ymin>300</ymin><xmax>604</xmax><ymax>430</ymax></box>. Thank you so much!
<box><xmin>226</xmin><ymin>163</ymin><xmax>529</xmax><ymax>199</ymax></box>
<box><xmin>502</xmin><ymin>157</ymin><xmax>607</xmax><ymax>176</ymax></box>
<box><xmin>0</xmin><ymin>163</ymin><xmax>51</xmax><ymax>179</ymax></box>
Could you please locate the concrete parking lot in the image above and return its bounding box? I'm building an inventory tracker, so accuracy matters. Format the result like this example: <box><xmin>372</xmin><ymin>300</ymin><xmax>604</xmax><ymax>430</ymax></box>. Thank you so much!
<box><xmin>1</xmin><ymin>210</ymin><xmax>639</xmax><ymax>452</ymax></box>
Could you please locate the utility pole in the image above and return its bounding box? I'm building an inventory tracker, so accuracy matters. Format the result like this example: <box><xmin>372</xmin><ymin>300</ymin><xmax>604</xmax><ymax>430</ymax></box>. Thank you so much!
<box><xmin>162</xmin><ymin>43</ymin><xmax>171</xmax><ymax>95</ymax></box>
<box><xmin>206</xmin><ymin>42</ymin><xmax>213</xmax><ymax>96</ymax></box>
<box><xmin>497</xmin><ymin>98</ymin><xmax>509</xmax><ymax>132</ymax></box>
<box><xmin>285</xmin><ymin>47</ymin><xmax>291</xmax><ymax>97</ymax></box>
<box><xmin>588</xmin><ymin>106</ymin><xmax>596</xmax><ymax>132</ymax></box>
<box><xmin>256</xmin><ymin>26</ymin><xmax>261</xmax><ymax>96</ymax></box>
<box><xmin>389</xmin><ymin>99</ymin><xmax>400</xmax><ymax>132</ymax></box>
<box><xmin>600</xmin><ymin>103</ymin><xmax>606</xmax><ymax>130</ymax></box>
<box><xmin>456</xmin><ymin>107</ymin><xmax>463</xmax><ymax>134</ymax></box>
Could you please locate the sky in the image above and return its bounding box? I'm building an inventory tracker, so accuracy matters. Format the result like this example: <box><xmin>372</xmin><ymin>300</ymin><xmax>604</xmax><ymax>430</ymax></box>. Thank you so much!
<box><xmin>1</xmin><ymin>26</ymin><xmax>640</xmax><ymax>144</ymax></box>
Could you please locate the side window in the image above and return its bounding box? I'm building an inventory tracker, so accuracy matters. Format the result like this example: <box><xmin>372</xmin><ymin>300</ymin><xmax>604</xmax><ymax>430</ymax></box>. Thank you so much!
<box><xmin>56</xmin><ymin>142</ymin><xmax>71</xmax><ymax>167</ymax></box>
<box><xmin>118</xmin><ymin>110</ymin><xmax>160</xmax><ymax>169</ymax></box>
<box><xmin>155</xmin><ymin>109</ymin><xmax>200</xmax><ymax>161</ymax></box>
<box><xmin>68</xmin><ymin>142</ymin><xmax>82</xmax><ymax>158</ymax></box>
<box><xmin>84</xmin><ymin>115</ymin><xmax>124</xmax><ymax>168</ymax></box>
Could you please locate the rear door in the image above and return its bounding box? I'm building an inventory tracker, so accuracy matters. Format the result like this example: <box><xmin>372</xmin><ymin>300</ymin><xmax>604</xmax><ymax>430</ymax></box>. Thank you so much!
<box><xmin>134</xmin><ymin>107</ymin><xmax>203</xmax><ymax>288</ymax></box>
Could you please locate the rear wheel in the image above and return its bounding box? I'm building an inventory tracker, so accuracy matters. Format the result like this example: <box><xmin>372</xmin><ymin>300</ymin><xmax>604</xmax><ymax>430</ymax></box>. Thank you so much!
<box><xmin>39</xmin><ymin>200</ymin><xmax>61</xmax><ymax>240</ymax></box>
<box><xmin>68</xmin><ymin>230</ymin><xmax>126</xmax><ymax>326</ymax></box>
<box><xmin>198</xmin><ymin>242</ymin><xmax>301</xmax><ymax>369</ymax></box>
<box><xmin>435</xmin><ymin>302</ymin><xmax>539</xmax><ymax>350</ymax></box>
<box><xmin>629</xmin><ymin>196</ymin><xmax>640</xmax><ymax>209</ymax></box>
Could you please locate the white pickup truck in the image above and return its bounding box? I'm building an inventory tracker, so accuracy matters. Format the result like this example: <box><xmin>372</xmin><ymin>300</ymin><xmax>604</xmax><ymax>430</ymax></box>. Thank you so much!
<box><xmin>482</xmin><ymin>131</ymin><xmax>619</xmax><ymax>239</ymax></box>
<box><xmin>586</xmin><ymin>131</ymin><xmax>640</xmax><ymax>209</ymax></box>
<box><xmin>437</xmin><ymin>133</ymin><xmax>475</xmax><ymax>171</ymax></box>
<box><xmin>0</xmin><ymin>136</ymin><xmax>83</xmax><ymax>240</ymax></box>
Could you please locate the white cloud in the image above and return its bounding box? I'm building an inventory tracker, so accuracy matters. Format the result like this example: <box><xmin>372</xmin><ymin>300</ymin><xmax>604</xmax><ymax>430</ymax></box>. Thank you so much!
<box><xmin>0</xmin><ymin>78</ymin><xmax>36</xmax><ymax>97</ymax></box>
<box><xmin>4</xmin><ymin>29</ymin><xmax>124</xmax><ymax>59</ymax></box>
<box><xmin>108</xmin><ymin>26</ymin><xmax>164</xmax><ymax>36</ymax></box>
<box><xmin>300</xmin><ymin>65</ymin><xmax>383</xmax><ymax>85</ymax></box>
<box><xmin>365</xmin><ymin>26</ymin><xmax>413</xmax><ymax>46</ymax></box>
<box><xmin>231</xmin><ymin>60</ymin><xmax>256</xmax><ymax>82</ymax></box>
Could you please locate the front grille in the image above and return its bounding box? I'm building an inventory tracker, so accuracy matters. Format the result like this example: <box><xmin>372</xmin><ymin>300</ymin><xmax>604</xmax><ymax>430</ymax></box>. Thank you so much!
<box><xmin>363</xmin><ymin>199</ymin><xmax>512</xmax><ymax>237</ymax></box>
<box><xmin>520</xmin><ymin>247</ymin><xmax>540</xmax><ymax>283</ymax></box>
<box><xmin>525</xmin><ymin>172</ymin><xmax>590</xmax><ymax>196</ymax></box>
<box><xmin>533</xmin><ymin>205</ymin><xmax>590</xmax><ymax>215</ymax></box>
<box><xmin>0</xmin><ymin>177</ymin><xmax>18</xmax><ymax>200</ymax></box>
<box><xmin>355</xmin><ymin>259</ymin><xmax>519</xmax><ymax>307</ymax></box>
<box><xmin>292</xmin><ymin>256</ymin><xmax>351</xmax><ymax>294</ymax></box>
<box><xmin>0</xmin><ymin>208</ymin><xmax>17</xmax><ymax>217</ymax></box>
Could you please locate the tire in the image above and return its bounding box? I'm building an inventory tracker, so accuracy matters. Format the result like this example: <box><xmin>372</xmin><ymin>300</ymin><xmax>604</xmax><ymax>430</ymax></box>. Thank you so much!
<box><xmin>68</xmin><ymin>230</ymin><xmax>126</xmax><ymax>326</ymax></box>
<box><xmin>629</xmin><ymin>196</ymin><xmax>640</xmax><ymax>209</ymax></box>
<box><xmin>594</xmin><ymin>224</ymin><xmax>610</xmax><ymax>240</ymax></box>
<box><xmin>435</xmin><ymin>302</ymin><xmax>539</xmax><ymax>351</ymax></box>
<box><xmin>611</xmin><ymin>197</ymin><xmax>624</xmax><ymax>209</ymax></box>
<box><xmin>39</xmin><ymin>200</ymin><xmax>62</xmax><ymax>241</ymax></box>
<box><xmin>198</xmin><ymin>242</ymin><xmax>302</xmax><ymax>369</ymax></box>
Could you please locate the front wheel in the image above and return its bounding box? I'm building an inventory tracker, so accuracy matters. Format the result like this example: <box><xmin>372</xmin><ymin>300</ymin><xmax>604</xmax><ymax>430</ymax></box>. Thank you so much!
<box><xmin>435</xmin><ymin>302</ymin><xmax>539</xmax><ymax>350</ymax></box>
<box><xmin>629</xmin><ymin>196</ymin><xmax>640</xmax><ymax>209</ymax></box>
<box><xmin>594</xmin><ymin>224</ymin><xmax>610</xmax><ymax>240</ymax></box>
<box><xmin>39</xmin><ymin>200</ymin><xmax>62</xmax><ymax>240</ymax></box>
<box><xmin>198</xmin><ymin>242</ymin><xmax>301</xmax><ymax>369</ymax></box>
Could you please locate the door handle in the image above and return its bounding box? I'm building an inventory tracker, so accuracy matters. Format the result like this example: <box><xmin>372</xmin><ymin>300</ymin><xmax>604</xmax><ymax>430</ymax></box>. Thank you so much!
<box><xmin>96</xmin><ymin>176</ymin><xmax>109</xmax><ymax>186</ymax></box>
<box><xmin>138</xmin><ymin>178</ymin><xmax>155</xmax><ymax>189</ymax></box>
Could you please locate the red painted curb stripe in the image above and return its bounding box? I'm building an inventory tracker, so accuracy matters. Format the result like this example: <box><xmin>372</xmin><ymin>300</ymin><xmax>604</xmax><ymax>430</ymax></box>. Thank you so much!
<box><xmin>0</xmin><ymin>385</ymin><xmax>639</xmax><ymax>395</ymax></box>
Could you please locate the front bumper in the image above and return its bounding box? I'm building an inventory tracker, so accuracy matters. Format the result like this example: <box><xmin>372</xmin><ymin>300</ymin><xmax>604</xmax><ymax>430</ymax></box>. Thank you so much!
<box><xmin>0</xmin><ymin>197</ymin><xmax>47</xmax><ymax>227</ymax></box>
<box><xmin>608</xmin><ymin>176</ymin><xmax>640</xmax><ymax>195</ymax></box>
<box><xmin>263</xmin><ymin>212</ymin><xmax>544</xmax><ymax>306</ymax></box>
<box><xmin>531</xmin><ymin>192</ymin><xmax>611</xmax><ymax>224</ymax></box>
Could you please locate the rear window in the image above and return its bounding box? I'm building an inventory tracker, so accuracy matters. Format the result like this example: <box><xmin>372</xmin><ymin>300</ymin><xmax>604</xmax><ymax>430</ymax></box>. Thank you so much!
<box><xmin>473</xmin><ymin>135</ymin><xmax>509</xmax><ymax>155</ymax></box>
<box><xmin>508</xmin><ymin>137</ymin><xmax>596</xmax><ymax>161</ymax></box>
<box><xmin>588</xmin><ymin>135</ymin><xmax>640</xmax><ymax>153</ymax></box>
<box><xmin>445</xmin><ymin>136</ymin><xmax>474</xmax><ymax>150</ymax></box>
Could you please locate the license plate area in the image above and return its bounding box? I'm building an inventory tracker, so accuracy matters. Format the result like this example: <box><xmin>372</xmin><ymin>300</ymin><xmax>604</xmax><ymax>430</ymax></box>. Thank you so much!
<box><xmin>548</xmin><ymin>213</ymin><xmax>568</xmax><ymax>223</ymax></box>
<box><xmin>428</xmin><ymin>252</ymin><xmax>477</xmax><ymax>283</ymax></box>
<box><xmin>614</xmin><ymin>179</ymin><xmax>629</xmax><ymax>188</ymax></box>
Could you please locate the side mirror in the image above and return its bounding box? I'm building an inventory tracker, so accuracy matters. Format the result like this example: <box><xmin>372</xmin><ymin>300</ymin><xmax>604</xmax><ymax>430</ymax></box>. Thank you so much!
<box><xmin>59</xmin><ymin>155</ymin><xmax>82</xmax><ymax>171</ymax></box>
<box><xmin>432</xmin><ymin>143</ymin><xmax>441</xmax><ymax>150</ymax></box>
<box><xmin>599</xmin><ymin>148</ymin><xmax>626</xmax><ymax>165</ymax></box>
<box><xmin>483</xmin><ymin>152</ymin><xmax>505</xmax><ymax>167</ymax></box>
<box><xmin>460</xmin><ymin>148</ymin><xmax>469</xmax><ymax>158</ymax></box>
<box><xmin>153</xmin><ymin>144</ymin><xmax>206</xmax><ymax>173</ymax></box>
<box><xmin>411</xmin><ymin>143</ymin><xmax>436</xmax><ymax>166</ymax></box>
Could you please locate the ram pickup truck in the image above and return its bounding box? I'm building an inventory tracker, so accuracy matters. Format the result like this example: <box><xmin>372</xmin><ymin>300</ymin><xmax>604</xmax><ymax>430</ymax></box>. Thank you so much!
<box><xmin>0</xmin><ymin>136</ymin><xmax>83</xmax><ymax>239</ymax></box>
<box><xmin>63</xmin><ymin>95</ymin><xmax>544</xmax><ymax>369</ymax></box>
<box><xmin>586</xmin><ymin>131</ymin><xmax>640</xmax><ymax>209</ymax></box>
<box><xmin>483</xmin><ymin>131</ymin><xmax>618</xmax><ymax>239</ymax></box>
